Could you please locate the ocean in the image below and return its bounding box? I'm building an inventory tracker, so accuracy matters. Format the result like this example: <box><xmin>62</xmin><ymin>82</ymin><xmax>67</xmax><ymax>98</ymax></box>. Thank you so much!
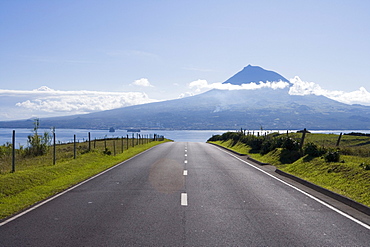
<box><xmin>1</xmin><ymin>128</ymin><xmax>369</xmax><ymax>147</ymax></box>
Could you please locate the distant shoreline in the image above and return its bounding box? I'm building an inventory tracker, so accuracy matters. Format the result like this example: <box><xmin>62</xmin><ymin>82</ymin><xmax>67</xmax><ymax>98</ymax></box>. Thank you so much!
<box><xmin>1</xmin><ymin>128</ymin><xmax>369</xmax><ymax>146</ymax></box>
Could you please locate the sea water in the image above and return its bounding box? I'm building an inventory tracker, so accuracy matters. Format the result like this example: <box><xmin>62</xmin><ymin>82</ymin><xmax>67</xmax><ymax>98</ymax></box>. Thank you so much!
<box><xmin>1</xmin><ymin>128</ymin><xmax>369</xmax><ymax>147</ymax></box>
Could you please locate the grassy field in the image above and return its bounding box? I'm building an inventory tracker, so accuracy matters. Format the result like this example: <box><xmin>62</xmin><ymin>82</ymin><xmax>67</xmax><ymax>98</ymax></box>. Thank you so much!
<box><xmin>209</xmin><ymin>132</ymin><xmax>370</xmax><ymax>207</ymax></box>
<box><xmin>0</xmin><ymin>138</ymin><xmax>170</xmax><ymax>220</ymax></box>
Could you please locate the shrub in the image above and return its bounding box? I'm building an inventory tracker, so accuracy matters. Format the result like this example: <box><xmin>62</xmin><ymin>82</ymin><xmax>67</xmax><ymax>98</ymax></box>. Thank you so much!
<box><xmin>260</xmin><ymin>137</ymin><xmax>284</xmax><ymax>154</ymax></box>
<box><xmin>282</xmin><ymin>138</ymin><xmax>300</xmax><ymax>151</ymax></box>
<box><xmin>359</xmin><ymin>163</ymin><xmax>370</xmax><ymax>170</ymax></box>
<box><xmin>103</xmin><ymin>148</ymin><xmax>112</xmax><ymax>155</ymax></box>
<box><xmin>25</xmin><ymin>119</ymin><xmax>51</xmax><ymax>157</ymax></box>
<box><xmin>304</xmin><ymin>142</ymin><xmax>326</xmax><ymax>157</ymax></box>
<box><xmin>207</xmin><ymin>135</ymin><xmax>221</xmax><ymax>142</ymax></box>
<box><xmin>260</xmin><ymin>139</ymin><xmax>273</xmax><ymax>154</ymax></box>
<box><xmin>249</xmin><ymin>137</ymin><xmax>263</xmax><ymax>152</ymax></box>
<box><xmin>324</xmin><ymin>150</ymin><xmax>340</xmax><ymax>162</ymax></box>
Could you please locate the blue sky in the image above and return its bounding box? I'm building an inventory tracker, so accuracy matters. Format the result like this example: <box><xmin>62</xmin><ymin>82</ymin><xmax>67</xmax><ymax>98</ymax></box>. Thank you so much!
<box><xmin>1</xmin><ymin>0</ymin><xmax>370</xmax><ymax>120</ymax></box>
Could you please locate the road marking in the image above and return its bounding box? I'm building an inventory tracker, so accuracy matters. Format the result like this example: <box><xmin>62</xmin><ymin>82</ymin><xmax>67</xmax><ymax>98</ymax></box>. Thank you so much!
<box><xmin>0</xmin><ymin>145</ymin><xmax>159</xmax><ymax>227</ymax></box>
<box><xmin>185</xmin><ymin>154</ymin><xmax>187</xmax><ymax>157</ymax></box>
<box><xmin>183</xmin><ymin>170</ymin><xmax>188</xmax><ymax>176</ymax></box>
<box><xmin>181</xmin><ymin>193</ymin><xmax>188</xmax><ymax>206</ymax></box>
<box><xmin>184</xmin><ymin>160</ymin><xmax>188</xmax><ymax>164</ymax></box>
<box><xmin>215</xmin><ymin>146</ymin><xmax>370</xmax><ymax>230</ymax></box>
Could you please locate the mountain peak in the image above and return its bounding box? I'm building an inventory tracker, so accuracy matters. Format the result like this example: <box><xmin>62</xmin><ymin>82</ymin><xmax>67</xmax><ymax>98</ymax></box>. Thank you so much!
<box><xmin>223</xmin><ymin>65</ymin><xmax>290</xmax><ymax>85</ymax></box>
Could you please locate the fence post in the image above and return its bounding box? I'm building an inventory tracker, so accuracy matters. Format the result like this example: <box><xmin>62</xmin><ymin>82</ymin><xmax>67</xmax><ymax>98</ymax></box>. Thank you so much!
<box><xmin>74</xmin><ymin>134</ymin><xmax>76</xmax><ymax>159</ymax></box>
<box><xmin>336</xmin><ymin>132</ymin><xmax>343</xmax><ymax>147</ymax></box>
<box><xmin>12</xmin><ymin>130</ymin><xmax>15</xmax><ymax>173</ymax></box>
<box><xmin>113</xmin><ymin>140</ymin><xmax>116</xmax><ymax>156</ymax></box>
<box><xmin>121</xmin><ymin>136</ymin><xmax>124</xmax><ymax>153</ymax></box>
<box><xmin>88</xmin><ymin>132</ymin><xmax>91</xmax><ymax>151</ymax></box>
<box><xmin>132</xmin><ymin>133</ymin><xmax>134</xmax><ymax>147</ymax></box>
<box><xmin>53</xmin><ymin>129</ymin><xmax>56</xmax><ymax>165</ymax></box>
<box><xmin>300</xmin><ymin>128</ymin><xmax>307</xmax><ymax>151</ymax></box>
<box><xmin>126</xmin><ymin>135</ymin><xmax>129</xmax><ymax>149</ymax></box>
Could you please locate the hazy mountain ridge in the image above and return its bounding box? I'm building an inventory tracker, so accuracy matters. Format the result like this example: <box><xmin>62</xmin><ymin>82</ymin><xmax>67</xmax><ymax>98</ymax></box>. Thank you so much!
<box><xmin>1</xmin><ymin>66</ymin><xmax>370</xmax><ymax>130</ymax></box>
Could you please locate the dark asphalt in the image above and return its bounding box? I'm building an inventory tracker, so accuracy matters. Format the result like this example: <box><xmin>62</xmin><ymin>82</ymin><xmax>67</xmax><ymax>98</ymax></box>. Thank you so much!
<box><xmin>0</xmin><ymin>142</ymin><xmax>369</xmax><ymax>246</ymax></box>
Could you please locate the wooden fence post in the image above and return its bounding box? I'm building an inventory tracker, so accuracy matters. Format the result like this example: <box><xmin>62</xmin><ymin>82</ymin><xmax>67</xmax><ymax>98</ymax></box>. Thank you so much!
<box><xmin>12</xmin><ymin>130</ymin><xmax>15</xmax><ymax>173</ymax></box>
<box><xmin>336</xmin><ymin>132</ymin><xmax>343</xmax><ymax>147</ymax></box>
<box><xmin>300</xmin><ymin>128</ymin><xmax>307</xmax><ymax>151</ymax></box>
<box><xmin>74</xmin><ymin>134</ymin><xmax>76</xmax><ymax>159</ymax></box>
<box><xmin>53</xmin><ymin>129</ymin><xmax>56</xmax><ymax>165</ymax></box>
<box><xmin>88</xmin><ymin>132</ymin><xmax>91</xmax><ymax>151</ymax></box>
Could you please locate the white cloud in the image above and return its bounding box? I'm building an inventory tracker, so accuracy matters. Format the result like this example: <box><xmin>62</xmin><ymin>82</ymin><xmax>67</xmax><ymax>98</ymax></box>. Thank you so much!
<box><xmin>0</xmin><ymin>87</ymin><xmax>158</xmax><ymax>120</ymax></box>
<box><xmin>289</xmin><ymin>76</ymin><xmax>370</xmax><ymax>106</ymax></box>
<box><xmin>188</xmin><ymin>79</ymin><xmax>290</xmax><ymax>92</ymax></box>
<box><xmin>131</xmin><ymin>78</ymin><xmax>154</xmax><ymax>87</ymax></box>
<box><xmin>187</xmin><ymin>77</ymin><xmax>370</xmax><ymax>106</ymax></box>
<box><xmin>178</xmin><ymin>92</ymin><xmax>194</xmax><ymax>98</ymax></box>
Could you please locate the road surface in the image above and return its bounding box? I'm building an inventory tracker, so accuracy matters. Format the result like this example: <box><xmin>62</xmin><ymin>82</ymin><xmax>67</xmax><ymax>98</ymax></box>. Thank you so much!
<box><xmin>1</xmin><ymin>142</ymin><xmax>369</xmax><ymax>246</ymax></box>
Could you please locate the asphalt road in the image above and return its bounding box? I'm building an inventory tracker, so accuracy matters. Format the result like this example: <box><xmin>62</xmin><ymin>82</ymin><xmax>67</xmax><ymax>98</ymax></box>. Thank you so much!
<box><xmin>1</xmin><ymin>142</ymin><xmax>369</xmax><ymax>246</ymax></box>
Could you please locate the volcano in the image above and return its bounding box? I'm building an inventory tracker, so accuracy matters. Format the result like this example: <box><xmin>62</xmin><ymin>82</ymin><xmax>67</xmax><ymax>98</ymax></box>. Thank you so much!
<box><xmin>223</xmin><ymin>64</ymin><xmax>290</xmax><ymax>85</ymax></box>
<box><xmin>1</xmin><ymin>65</ymin><xmax>370</xmax><ymax>130</ymax></box>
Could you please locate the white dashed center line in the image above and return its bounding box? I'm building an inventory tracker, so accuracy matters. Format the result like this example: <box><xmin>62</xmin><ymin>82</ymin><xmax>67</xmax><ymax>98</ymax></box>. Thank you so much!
<box><xmin>183</xmin><ymin>170</ymin><xmax>188</xmax><ymax>176</ymax></box>
<box><xmin>181</xmin><ymin>193</ymin><xmax>188</xmax><ymax>206</ymax></box>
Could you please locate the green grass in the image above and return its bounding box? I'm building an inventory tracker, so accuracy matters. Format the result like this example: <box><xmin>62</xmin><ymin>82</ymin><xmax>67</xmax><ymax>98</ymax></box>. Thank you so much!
<box><xmin>0</xmin><ymin>140</ymin><xmax>170</xmax><ymax>220</ymax></box>
<box><xmin>282</xmin><ymin>154</ymin><xmax>370</xmax><ymax>206</ymax></box>
<box><xmin>285</xmin><ymin>132</ymin><xmax>370</xmax><ymax>157</ymax></box>
<box><xmin>209</xmin><ymin>139</ymin><xmax>370</xmax><ymax>207</ymax></box>
<box><xmin>0</xmin><ymin>137</ymin><xmax>152</xmax><ymax>173</ymax></box>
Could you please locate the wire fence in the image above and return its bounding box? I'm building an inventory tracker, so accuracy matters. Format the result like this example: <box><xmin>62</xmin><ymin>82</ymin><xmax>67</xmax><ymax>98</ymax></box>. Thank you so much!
<box><xmin>0</xmin><ymin>130</ymin><xmax>165</xmax><ymax>174</ymax></box>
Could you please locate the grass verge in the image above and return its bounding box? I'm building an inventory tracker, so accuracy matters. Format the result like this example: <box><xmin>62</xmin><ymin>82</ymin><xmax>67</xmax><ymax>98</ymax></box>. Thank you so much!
<box><xmin>209</xmin><ymin>140</ymin><xmax>370</xmax><ymax>207</ymax></box>
<box><xmin>0</xmin><ymin>140</ymin><xmax>169</xmax><ymax>220</ymax></box>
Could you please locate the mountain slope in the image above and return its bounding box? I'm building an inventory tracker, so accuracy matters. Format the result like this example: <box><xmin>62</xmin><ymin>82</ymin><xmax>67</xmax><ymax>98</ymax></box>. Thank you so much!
<box><xmin>1</xmin><ymin>66</ymin><xmax>369</xmax><ymax>130</ymax></box>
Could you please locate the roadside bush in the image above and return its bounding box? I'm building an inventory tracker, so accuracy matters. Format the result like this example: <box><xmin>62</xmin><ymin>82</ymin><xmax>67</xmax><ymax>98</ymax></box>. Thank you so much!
<box><xmin>304</xmin><ymin>142</ymin><xmax>326</xmax><ymax>157</ymax></box>
<box><xmin>282</xmin><ymin>138</ymin><xmax>300</xmax><ymax>151</ymax></box>
<box><xmin>260</xmin><ymin>139</ymin><xmax>273</xmax><ymax>154</ymax></box>
<box><xmin>103</xmin><ymin>148</ymin><xmax>112</xmax><ymax>155</ymax></box>
<box><xmin>25</xmin><ymin>119</ymin><xmax>51</xmax><ymax>157</ymax></box>
<box><xmin>208</xmin><ymin>135</ymin><xmax>221</xmax><ymax>142</ymax></box>
<box><xmin>260</xmin><ymin>137</ymin><xmax>284</xmax><ymax>155</ymax></box>
<box><xmin>249</xmin><ymin>137</ymin><xmax>263</xmax><ymax>152</ymax></box>
<box><xmin>220</xmin><ymin>132</ymin><xmax>240</xmax><ymax>142</ymax></box>
<box><xmin>359</xmin><ymin>163</ymin><xmax>370</xmax><ymax>170</ymax></box>
<box><xmin>324</xmin><ymin>150</ymin><xmax>340</xmax><ymax>162</ymax></box>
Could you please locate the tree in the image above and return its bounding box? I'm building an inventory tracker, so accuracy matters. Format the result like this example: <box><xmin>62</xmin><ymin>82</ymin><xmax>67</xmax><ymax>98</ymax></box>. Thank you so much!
<box><xmin>26</xmin><ymin>118</ymin><xmax>51</xmax><ymax>156</ymax></box>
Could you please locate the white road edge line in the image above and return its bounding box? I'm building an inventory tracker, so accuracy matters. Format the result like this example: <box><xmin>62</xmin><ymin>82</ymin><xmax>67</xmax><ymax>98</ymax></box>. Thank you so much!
<box><xmin>181</xmin><ymin>193</ymin><xmax>188</xmax><ymax>206</ymax></box>
<box><xmin>0</xmin><ymin>145</ymin><xmax>159</xmax><ymax>227</ymax></box>
<box><xmin>215</xmin><ymin>146</ymin><xmax>370</xmax><ymax>230</ymax></box>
